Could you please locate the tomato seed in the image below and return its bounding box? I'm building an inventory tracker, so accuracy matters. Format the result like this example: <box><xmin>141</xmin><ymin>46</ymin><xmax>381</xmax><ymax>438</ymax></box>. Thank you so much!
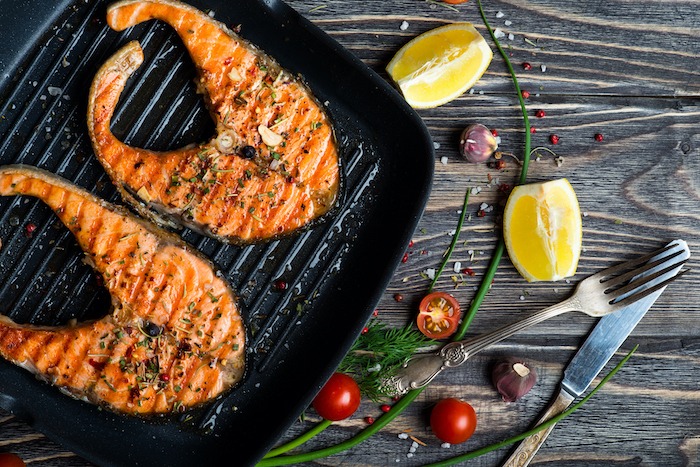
<box><xmin>522</xmin><ymin>62</ymin><xmax>532</xmax><ymax>70</ymax></box>
<box><xmin>549</xmin><ymin>134</ymin><xmax>560</xmax><ymax>145</ymax></box>
<box><xmin>594</xmin><ymin>133</ymin><xmax>604</xmax><ymax>142</ymax></box>
<box><xmin>535</xmin><ymin>109</ymin><xmax>546</xmax><ymax>118</ymax></box>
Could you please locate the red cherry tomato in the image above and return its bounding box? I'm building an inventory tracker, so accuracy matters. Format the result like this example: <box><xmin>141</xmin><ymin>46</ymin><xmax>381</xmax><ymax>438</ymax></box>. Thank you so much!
<box><xmin>312</xmin><ymin>373</ymin><xmax>361</xmax><ymax>421</ymax></box>
<box><xmin>0</xmin><ymin>453</ymin><xmax>26</xmax><ymax>467</ymax></box>
<box><xmin>416</xmin><ymin>292</ymin><xmax>461</xmax><ymax>339</ymax></box>
<box><xmin>430</xmin><ymin>398</ymin><xmax>477</xmax><ymax>444</ymax></box>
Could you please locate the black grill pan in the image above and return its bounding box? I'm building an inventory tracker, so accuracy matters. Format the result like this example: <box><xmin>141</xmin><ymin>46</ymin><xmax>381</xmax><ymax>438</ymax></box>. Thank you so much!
<box><xmin>0</xmin><ymin>0</ymin><xmax>434</xmax><ymax>465</ymax></box>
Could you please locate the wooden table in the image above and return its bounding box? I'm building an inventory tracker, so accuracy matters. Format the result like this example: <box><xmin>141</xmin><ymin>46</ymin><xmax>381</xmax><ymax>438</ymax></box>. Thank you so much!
<box><xmin>2</xmin><ymin>0</ymin><xmax>699</xmax><ymax>465</ymax></box>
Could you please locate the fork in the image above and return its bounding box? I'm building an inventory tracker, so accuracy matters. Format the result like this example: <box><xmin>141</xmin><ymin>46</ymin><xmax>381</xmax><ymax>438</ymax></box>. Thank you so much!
<box><xmin>383</xmin><ymin>242</ymin><xmax>689</xmax><ymax>396</ymax></box>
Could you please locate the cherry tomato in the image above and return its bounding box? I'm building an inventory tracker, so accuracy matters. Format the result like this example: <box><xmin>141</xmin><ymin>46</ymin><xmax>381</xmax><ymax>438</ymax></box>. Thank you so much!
<box><xmin>430</xmin><ymin>398</ymin><xmax>477</xmax><ymax>444</ymax></box>
<box><xmin>312</xmin><ymin>373</ymin><xmax>361</xmax><ymax>421</ymax></box>
<box><xmin>0</xmin><ymin>453</ymin><xmax>26</xmax><ymax>467</ymax></box>
<box><xmin>416</xmin><ymin>292</ymin><xmax>461</xmax><ymax>339</ymax></box>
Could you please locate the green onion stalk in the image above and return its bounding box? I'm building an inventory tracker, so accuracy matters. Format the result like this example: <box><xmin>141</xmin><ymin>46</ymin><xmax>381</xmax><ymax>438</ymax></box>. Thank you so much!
<box><xmin>258</xmin><ymin>1</ymin><xmax>536</xmax><ymax>464</ymax></box>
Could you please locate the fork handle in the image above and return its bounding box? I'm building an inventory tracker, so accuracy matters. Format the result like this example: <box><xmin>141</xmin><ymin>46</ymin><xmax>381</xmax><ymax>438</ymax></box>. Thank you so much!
<box><xmin>451</xmin><ymin>298</ymin><xmax>578</xmax><ymax>362</ymax></box>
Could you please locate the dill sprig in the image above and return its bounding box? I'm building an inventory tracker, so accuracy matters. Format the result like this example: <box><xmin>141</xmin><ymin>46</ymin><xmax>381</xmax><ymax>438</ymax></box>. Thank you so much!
<box><xmin>337</xmin><ymin>320</ymin><xmax>433</xmax><ymax>402</ymax></box>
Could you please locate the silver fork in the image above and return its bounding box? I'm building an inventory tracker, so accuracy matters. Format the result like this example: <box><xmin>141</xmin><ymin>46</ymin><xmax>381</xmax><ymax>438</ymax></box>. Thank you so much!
<box><xmin>383</xmin><ymin>242</ymin><xmax>689</xmax><ymax>396</ymax></box>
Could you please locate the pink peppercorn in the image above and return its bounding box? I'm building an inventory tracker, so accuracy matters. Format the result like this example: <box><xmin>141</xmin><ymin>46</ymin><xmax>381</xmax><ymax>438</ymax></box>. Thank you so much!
<box><xmin>522</xmin><ymin>62</ymin><xmax>532</xmax><ymax>70</ymax></box>
<box><xmin>401</xmin><ymin>252</ymin><xmax>409</xmax><ymax>263</ymax></box>
<box><xmin>550</xmin><ymin>134</ymin><xmax>560</xmax><ymax>145</ymax></box>
<box><xmin>380</xmin><ymin>404</ymin><xmax>391</xmax><ymax>413</ymax></box>
<box><xmin>594</xmin><ymin>133</ymin><xmax>604</xmax><ymax>142</ymax></box>
<box><xmin>535</xmin><ymin>109</ymin><xmax>546</xmax><ymax>118</ymax></box>
<box><xmin>521</xmin><ymin>90</ymin><xmax>530</xmax><ymax>99</ymax></box>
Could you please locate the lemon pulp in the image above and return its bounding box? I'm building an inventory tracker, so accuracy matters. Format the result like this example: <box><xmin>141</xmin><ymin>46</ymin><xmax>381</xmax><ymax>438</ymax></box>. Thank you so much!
<box><xmin>386</xmin><ymin>23</ymin><xmax>493</xmax><ymax>109</ymax></box>
<box><xmin>503</xmin><ymin>179</ymin><xmax>582</xmax><ymax>282</ymax></box>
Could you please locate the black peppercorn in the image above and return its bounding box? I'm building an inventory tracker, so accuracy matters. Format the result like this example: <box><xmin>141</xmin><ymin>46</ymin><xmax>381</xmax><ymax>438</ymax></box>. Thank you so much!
<box><xmin>143</xmin><ymin>321</ymin><xmax>162</xmax><ymax>337</ymax></box>
<box><xmin>241</xmin><ymin>145</ymin><xmax>256</xmax><ymax>159</ymax></box>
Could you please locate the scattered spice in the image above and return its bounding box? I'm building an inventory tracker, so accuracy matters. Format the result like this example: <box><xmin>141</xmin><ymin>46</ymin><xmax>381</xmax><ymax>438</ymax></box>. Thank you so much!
<box><xmin>25</xmin><ymin>223</ymin><xmax>37</xmax><ymax>237</ymax></box>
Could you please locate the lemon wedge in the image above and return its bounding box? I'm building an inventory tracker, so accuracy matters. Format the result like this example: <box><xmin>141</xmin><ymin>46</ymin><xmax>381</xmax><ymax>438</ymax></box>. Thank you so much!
<box><xmin>386</xmin><ymin>23</ymin><xmax>493</xmax><ymax>109</ymax></box>
<box><xmin>503</xmin><ymin>179</ymin><xmax>582</xmax><ymax>282</ymax></box>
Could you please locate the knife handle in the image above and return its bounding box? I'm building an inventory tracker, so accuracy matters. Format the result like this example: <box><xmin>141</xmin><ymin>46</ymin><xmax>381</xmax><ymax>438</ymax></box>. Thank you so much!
<box><xmin>501</xmin><ymin>390</ymin><xmax>575</xmax><ymax>467</ymax></box>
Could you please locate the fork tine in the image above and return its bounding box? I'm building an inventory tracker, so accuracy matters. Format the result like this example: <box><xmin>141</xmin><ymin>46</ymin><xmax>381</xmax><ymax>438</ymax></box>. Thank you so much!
<box><xmin>611</xmin><ymin>268</ymin><xmax>689</xmax><ymax>308</ymax></box>
<box><xmin>601</xmin><ymin>248</ymin><xmax>685</xmax><ymax>289</ymax></box>
<box><xmin>608</xmin><ymin>258</ymin><xmax>688</xmax><ymax>300</ymax></box>
<box><xmin>593</xmin><ymin>243</ymin><xmax>678</xmax><ymax>279</ymax></box>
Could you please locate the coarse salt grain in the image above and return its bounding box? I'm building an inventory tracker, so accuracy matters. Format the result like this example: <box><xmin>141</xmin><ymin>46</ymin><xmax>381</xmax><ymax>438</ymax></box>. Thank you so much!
<box><xmin>48</xmin><ymin>86</ymin><xmax>62</xmax><ymax>96</ymax></box>
<box><xmin>519</xmin><ymin>295</ymin><xmax>525</xmax><ymax>300</ymax></box>
<box><xmin>495</xmin><ymin>136</ymin><xmax>502</xmax><ymax>144</ymax></box>
<box><xmin>504</xmin><ymin>20</ymin><xmax>512</xmax><ymax>26</ymax></box>
<box><xmin>496</xmin><ymin>11</ymin><xmax>505</xmax><ymax>18</ymax></box>
<box><xmin>440</xmin><ymin>156</ymin><xmax>449</xmax><ymax>165</ymax></box>
<box><xmin>493</xmin><ymin>28</ymin><xmax>506</xmax><ymax>39</ymax></box>
<box><xmin>583</xmin><ymin>212</ymin><xmax>589</xmax><ymax>217</ymax></box>
<box><xmin>508</xmin><ymin>33</ymin><xmax>515</xmax><ymax>41</ymax></box>
<box><xmin>398</xmin><ymin>433</ymin><xmax>409</xmax><ymax>440</ymax></box>
<box><xmin>541</xmin><ymin>64</ymin><xmax>547</xmax><ymax>72</ymax></box>
<box><xmin>453</xmin><ymin>262</ymin><xmax>462</xmax><ymax>273</ymax></box>
<box><xmin>433</xmin><ymin>141</ymin><xmax>441</xmax><ymax>150</ymax></box>
<box><xmin>479</xmin><ymin>202</ymin><xmax>489</xmax><ymax>211</ymax></box>
<box><xmin>400</xmin><ymin>20</ymin><xmax>409</xmax><ymax>31</ymax></box>
<box><xmin>441</xmin><ymin>442</ymin><xmax>451</xmax><ymax>448</ymax></box>
<box><xmin>425</xmin><ymin>268</ymin><xmax>436</xmax><ymax>280</ymax></box>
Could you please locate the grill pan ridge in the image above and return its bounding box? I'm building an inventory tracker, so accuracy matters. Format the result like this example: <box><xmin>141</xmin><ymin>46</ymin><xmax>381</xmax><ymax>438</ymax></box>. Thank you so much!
<box><xmin>0</xmin><ymin>0</ymin><xmax>434</xmax><ymax>465</ymax></box>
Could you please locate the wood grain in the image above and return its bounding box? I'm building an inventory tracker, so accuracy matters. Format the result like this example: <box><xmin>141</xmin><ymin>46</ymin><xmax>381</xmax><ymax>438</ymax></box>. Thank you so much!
<box><xmin>2</xmin><ymin>0</ymin><xmax>700</xmax><ymax>465</ymax></box>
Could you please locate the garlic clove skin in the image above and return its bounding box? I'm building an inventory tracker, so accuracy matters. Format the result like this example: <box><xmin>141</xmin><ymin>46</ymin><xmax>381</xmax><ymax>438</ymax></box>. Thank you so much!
<box><xmin>459</xmin><ymin>123</ymin><xmax>498</xmax><ymax>163</ymax></box>
<box><xmin>491</xmin><ymin>358</ymin><xmax>537</xmax><ymax>402</ymax></box>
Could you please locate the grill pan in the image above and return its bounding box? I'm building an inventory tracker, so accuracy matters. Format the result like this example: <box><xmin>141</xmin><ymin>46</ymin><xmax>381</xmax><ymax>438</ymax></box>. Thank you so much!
<box><xmin>0</xmin><ymin>0</ymin><xmax>434</xmax><ymax>465</ymax></box>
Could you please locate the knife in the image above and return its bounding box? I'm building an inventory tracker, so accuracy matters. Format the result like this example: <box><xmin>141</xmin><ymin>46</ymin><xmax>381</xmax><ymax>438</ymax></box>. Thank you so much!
<box><xmin>502</xmin><ymin>239</ymin><xmax>690</xmax><ymax>467</ymax></box>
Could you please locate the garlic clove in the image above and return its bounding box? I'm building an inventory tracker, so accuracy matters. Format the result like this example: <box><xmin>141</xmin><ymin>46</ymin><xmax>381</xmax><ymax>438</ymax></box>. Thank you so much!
<box><xmin>491</xmin><ymin>358</ymin><xmax>537</xmax><ymax>402</ymax></box>
<box><xmin>215</xmin><ymin>129</ymin><xmax>238</xmax><ymax>154</ymax></box>
<box><xmin>258</xmin><ymin>124</ymin><xmax>284</xmax><ymax>147</ymax></box>
<box><xmin>459</xmin><ymin>123</ymin><xmax>498</xmax><ymax>163</ymax></box>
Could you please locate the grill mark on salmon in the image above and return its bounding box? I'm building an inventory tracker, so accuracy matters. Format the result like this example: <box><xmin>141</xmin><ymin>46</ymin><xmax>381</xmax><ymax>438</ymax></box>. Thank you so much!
<box><xmin>0</xmin><ymin>165</ymin><xmax>245</xmax><ymax>415</ymax></box>
<box><xmin>87</xmin><ymin>0</ymin><xmax>341</xmax><ymax>244</ymax></box>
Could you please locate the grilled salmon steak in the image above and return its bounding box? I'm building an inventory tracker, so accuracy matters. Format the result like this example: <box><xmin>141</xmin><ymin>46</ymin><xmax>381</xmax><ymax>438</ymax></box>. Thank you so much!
<box><xmin>0</xmin><ymin>165</ymin><xmax>245</xmax><ymax>414</ymax></box>
<box><xmin>88</xmin><ymin>0</ymin><xmax>341</xmax><ymax>244</ymax></box>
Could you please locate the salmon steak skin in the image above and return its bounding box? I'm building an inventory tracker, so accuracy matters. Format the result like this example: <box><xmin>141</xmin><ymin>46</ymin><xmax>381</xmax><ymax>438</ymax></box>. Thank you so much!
<box><xmin>0</xmin><ymin>165</ymin><xmax>246</xmax><ymax>415</ymax></box>
<box><xmin>88</xmin><ymin>0</ymin><xmax>341</xmax><ymax>244</ymax></box>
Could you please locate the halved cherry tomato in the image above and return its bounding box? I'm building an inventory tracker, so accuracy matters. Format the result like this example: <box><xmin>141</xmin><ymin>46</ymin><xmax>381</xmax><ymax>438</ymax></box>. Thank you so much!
<box><xmin>0</xmin><ymin>453</ymin><xmax>26</xmax><ymax>467</ymax></box>
<box><xmin>430</xmin><ymin>398</ymin><xmax>477</xmax><ymax>444</ymax></box>
<box><xmin>312</xmin><ymin>373</ymin><xmax>361</xmax><ymax>421</ymax></box>
<box><xmin>416</xmin><ymin>291</ymin><xmax>461</xmax><ymax>339</ymax></box>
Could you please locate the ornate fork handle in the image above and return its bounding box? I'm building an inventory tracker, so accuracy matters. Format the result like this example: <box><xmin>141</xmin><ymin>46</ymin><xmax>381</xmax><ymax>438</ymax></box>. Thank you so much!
<box><xmin>385</xmin><ymin>298</ymin><xmax>577</xmax><ymax>395</ymax></box>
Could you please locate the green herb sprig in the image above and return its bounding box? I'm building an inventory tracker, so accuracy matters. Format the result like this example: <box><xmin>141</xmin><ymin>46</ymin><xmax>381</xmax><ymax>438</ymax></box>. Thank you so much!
<box><xmin>337</xmin><ymin>321</ymin><xmax>433</xmax><ymax>402</ymax></box>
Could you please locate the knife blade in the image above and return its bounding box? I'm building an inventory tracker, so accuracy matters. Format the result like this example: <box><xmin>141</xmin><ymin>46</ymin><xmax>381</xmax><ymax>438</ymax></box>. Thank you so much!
<box><xmin>502</xmin><ymin>239</ymin><xmax>690</xmax><ymax>467</ymax></box>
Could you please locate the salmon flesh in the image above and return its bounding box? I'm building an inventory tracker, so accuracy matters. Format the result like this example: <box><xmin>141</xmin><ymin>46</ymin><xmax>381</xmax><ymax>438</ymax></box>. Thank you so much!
<box><xmin>0</xmin><ymin>165</ymin><xmax>246</xmax><ymax>415</ymax></box>
<box><xmin>88</xmin><ymin>0</ymin><xmax>341</xmax><ymax>244</ymax></box>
